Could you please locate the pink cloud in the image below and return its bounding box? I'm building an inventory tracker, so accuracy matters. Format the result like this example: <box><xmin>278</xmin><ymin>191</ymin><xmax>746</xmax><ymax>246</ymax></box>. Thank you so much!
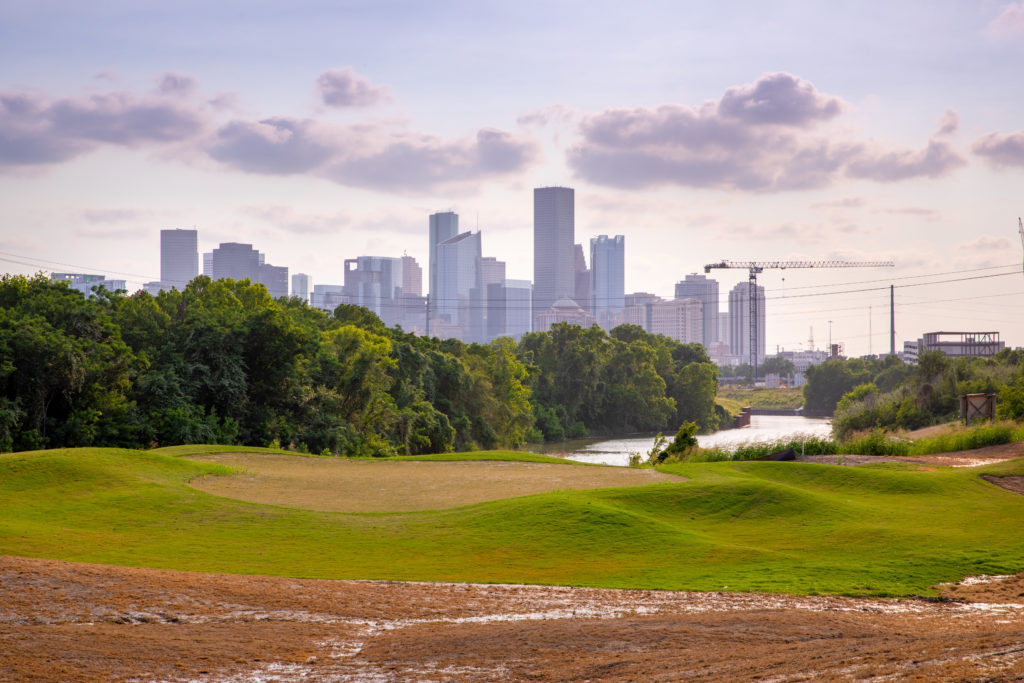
<box><xmin>972</xmin><ymin>130</ymin><xmax>1024</xmax><ymax>168</ymax></box>
<box><xmin>316</xmin><ymin>68</ymin><xmax>391</xmax><ymax>108</ymax></box>
<box><xmin>567</xmin><ymin>73</ymin><xmax>966</xmax><ymax>192</ymax></box>
<box><xmin>988</xmin><ymin>2</ymin><xmax>1024</xmax><ymax>35</ymax></box>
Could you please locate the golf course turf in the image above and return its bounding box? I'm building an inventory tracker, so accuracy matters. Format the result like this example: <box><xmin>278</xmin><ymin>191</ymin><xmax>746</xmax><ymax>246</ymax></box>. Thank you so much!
<box><xmin>1</xmin><ymin>446</ymin><xmax>1022</xmax><ymax>596</ymax></box>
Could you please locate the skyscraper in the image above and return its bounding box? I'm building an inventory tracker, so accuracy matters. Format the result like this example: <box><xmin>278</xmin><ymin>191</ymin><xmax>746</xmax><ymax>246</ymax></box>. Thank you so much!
<box><xmin>344</xmin><ymin>256</ymin><xmax>404</xmax><ymax>325</ymax></box>
<box><xmin>160</xmin><ymin>228</ymin><xmax>199</xmax><ymax>289</ymax></box>
<box><xmin>590</xmin><ymin>235</ymin><xmax>625</xmax><ymax>329</ymax></box>
<box><xmin>401</xmin><ymin>255</ymin><xmax>422</xmax><ymax>297</ymax></box>
<box><xmin>675</xmin><ymin>273</ymin><xmax>719</xmax><ymax>348</ymax></box>
<box><xmin>573</xmin><ymin>244</ymin><xmax>590</xmax><ymax>315</ymax></box>
<box><xmin>533</xmin><ymin>187</ymin><xmax>575</xmax><ymax>327</ymax></box>
<box><xmin>211</xmin><ymin>242</ymin><xmax>261</xmax><ymax>281</ymax></box>
<box><xmin>728</xmin><ymin>281</ymin><xmax>766</xmax><ymax>366</ymax></box>
<box><xmin>435</xmin><ymin>231</ymin><xmax>482</xmax><ymax>341</ymax></box>
<box><xmin>428</xmin><ymin>211</ymin><xmax>459</xmax><ymax>302</ymax></box>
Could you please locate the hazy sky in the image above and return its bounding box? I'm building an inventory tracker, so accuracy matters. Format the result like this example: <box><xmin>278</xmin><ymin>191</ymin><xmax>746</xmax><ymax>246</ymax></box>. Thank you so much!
<box><xmin>3</xmin><ymin>0</ymin><xmax>1023</xmax><ymax>356</ymax></box>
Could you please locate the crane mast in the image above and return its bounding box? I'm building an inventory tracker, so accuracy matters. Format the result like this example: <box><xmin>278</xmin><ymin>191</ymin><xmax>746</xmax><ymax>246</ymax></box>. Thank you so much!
<box><xmin>703</xmin><ymin>259</ymin><xmax>895</xmax><ymax>385</ymax></box>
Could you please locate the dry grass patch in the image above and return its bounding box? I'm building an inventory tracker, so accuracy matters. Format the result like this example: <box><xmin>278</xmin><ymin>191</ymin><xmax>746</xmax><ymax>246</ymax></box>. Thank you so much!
<box><xmin>186</xmin><ymin>454</ymin><xmax>682</xmax><ymax>512</ymax></box>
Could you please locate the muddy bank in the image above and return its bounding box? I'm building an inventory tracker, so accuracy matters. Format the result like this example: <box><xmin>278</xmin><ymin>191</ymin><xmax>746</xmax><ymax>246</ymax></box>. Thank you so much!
<box><xmin>2</xmin><ymin>556</ymin><xmax>1023</xmax><ymax>681</ymax></box>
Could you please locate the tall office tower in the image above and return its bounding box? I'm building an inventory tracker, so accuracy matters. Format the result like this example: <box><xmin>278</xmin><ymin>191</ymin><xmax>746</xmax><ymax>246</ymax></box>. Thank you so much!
<box><xmin>344</xmin><ymin>256</ymin><xmax>404</xmax><ymax>325</ymax></box>
<box><xmin>590</xmin><ymin>235</ymin><xmax>625</xmax><ymax>329</ymax></box>
<box><xmin>291</xmin><ymin>273</ymin><xmax>312</xmax><ymax>302</ymax></box>
<box><xmin>202</xmin><ymin>252</ymin><xmax>213</xmax><ymax>277</ymax></box>
<box><xmin>650</xmin><ymin>298</ymin><xmax>703</xmax><ymax>344</ymax></box>
<box><xmin>401</xmin><ymin>255</ymin><xmax>422</xmax><ymax>297</ymax></box>
<box><xmin>728</xmin><ymin>281</ymin><xmax>766</xmax><ymax>366</ymax></box>
<box><xmin>435</xmin><ymin>231</ymin><xmax>482</xmax><ymax>341</ymax></box>
<box><xmin>428</xmin><ymin>212</ymin><xmax>459</xmax><ymax>301</ymax></box>
<box><xmin>311</xmin><ymin>283</ymin><xmax>348</xmax><ymax>312</ymax></box>
<box><xmin>211</xmin><ymin>242</ymin><xmax>261</xmax><ymax>281</ymax></box>
<box><xmin>573</xmin><ymin>244</ymin><xmax>590</xmax><ymax>314</ymax></box>
<box><xmin>160</xmin><ymin>229</ymin><xmax>199</xmax><ymax>289</ymax></box>
<box><xmin>675</xmin><ymin>273</ymin><xmax>719</xmax><ymax>348</ymax></box>
<box><xmin>533</xmin><ymin>187</ymin><xmax>575</xmax><ymax>327</ymax></box>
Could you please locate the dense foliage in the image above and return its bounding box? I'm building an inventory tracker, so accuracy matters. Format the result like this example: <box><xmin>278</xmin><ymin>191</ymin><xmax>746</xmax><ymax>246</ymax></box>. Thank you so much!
<box><xmin>0</xmin><ymin>275</ymin><xmax>719</xmax><ymax>453</ymax></box>
<box><xmin>802</xmin><ymin>350</ymin><xmax>1024</xmax><ymax>438</ymax></box>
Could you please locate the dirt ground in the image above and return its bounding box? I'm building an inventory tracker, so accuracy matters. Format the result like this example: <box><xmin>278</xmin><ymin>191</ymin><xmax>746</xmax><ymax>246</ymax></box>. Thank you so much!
<box><xmin>798</xmin><ymin>440</ymin><xmax>1024</xmax><ymax>470</ymax></box>
<box><xmin>2</xmin><ymin>555</ymin><xmax>1024</xmax><ymax>682</ymax></box>
<box><xmin>186</xmin><ymin>455</ymin><xmax>682</xmax><ymax>512</ymax></box>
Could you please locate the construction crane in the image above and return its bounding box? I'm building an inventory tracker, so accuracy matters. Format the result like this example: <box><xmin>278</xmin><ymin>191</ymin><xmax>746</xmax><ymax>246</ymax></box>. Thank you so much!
<box><xmin>704</xmin><ymin>259</ymin><xmax>895</xmax><ymax>383</ymax></box>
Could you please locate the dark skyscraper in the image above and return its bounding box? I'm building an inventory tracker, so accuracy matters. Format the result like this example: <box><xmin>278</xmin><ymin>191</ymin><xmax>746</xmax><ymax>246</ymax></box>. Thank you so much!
<box><xmin>533</xmin><ymin>187</ymin><xmax>575</xmax><ymax>326</ymax></box>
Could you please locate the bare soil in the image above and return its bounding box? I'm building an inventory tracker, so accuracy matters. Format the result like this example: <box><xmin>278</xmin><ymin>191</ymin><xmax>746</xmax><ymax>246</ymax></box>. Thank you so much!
<box><xmin>798</xmin><ymin>440</ymin><xmax>1024</xmax><ymax>469</ymax></box>
<box><xmin>2</xmin><ymin>556</ymin><xmax>1024</xmax><ymax>682</ymax></box>
<box><xmin>186</xmin><ymin>455</ymin><xmax>682</xmax><ymax>512</ymax></box>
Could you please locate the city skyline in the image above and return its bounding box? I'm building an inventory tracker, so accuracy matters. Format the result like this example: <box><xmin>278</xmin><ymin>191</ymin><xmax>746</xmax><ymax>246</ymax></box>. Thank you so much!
<box><xmin>3</xmin><ymin>1</ymin><xmax>1024</xmax><ymax>356</ymax></box>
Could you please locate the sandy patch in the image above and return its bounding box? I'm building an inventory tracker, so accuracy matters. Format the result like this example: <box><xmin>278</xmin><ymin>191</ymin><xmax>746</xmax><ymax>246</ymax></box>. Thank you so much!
<box><xmin>186</xmin><ymin>454</ymin><xmax>682</xmax><ymax>512</ymax></box>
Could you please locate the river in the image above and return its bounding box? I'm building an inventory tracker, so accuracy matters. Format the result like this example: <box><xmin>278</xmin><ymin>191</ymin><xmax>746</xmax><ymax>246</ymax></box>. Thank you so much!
<box><xmin>523</xmin><ymin>415</ymin><xmax>833</xmax><ymax>467</ymax></box>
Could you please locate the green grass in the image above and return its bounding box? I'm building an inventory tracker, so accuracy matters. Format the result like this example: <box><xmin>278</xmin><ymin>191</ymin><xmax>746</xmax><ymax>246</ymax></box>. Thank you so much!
<box><xmin>718</xmin><ymin>386</ymin><xmax>804</xmax><ymax>410</ymax></box>
<box><xmin>1</xmin><ymin>446</ymin><xmax>1023</xmax><ymax>596</ymax></box>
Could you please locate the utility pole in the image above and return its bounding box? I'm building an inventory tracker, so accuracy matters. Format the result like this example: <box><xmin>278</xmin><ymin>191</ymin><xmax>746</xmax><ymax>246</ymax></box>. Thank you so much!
<box><xmin>890</xmin><ymin>284</ymin><xmax>895</xmax><ymax>356</ymax></box>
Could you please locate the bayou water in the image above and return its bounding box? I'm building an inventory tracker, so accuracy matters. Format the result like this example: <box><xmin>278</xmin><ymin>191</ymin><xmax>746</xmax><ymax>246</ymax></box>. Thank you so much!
<box><xmin>525</xmin><ymin>415</ymin><xmax>832</xmax><ymax>467</ymax></box>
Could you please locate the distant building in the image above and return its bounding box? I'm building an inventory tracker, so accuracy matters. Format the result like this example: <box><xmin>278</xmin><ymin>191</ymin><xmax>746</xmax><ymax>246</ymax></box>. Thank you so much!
<box><xmin>533</xmin><ymin>187</ymin><xmax>575</xmax><ymax>327</ymax></box>
<box><xmin>535</xmin><ymin>298</ymin><xmax>595</xmax><ymax>332</ymax></box>
<box><xmin>344</xmin><ymin>256</ymin><xmax>404</xmax><ymax>326</ymax></box>
<box><xmin>259</xmin><ymin>263</ymin><xmax>289</xmax><ymax>299</ymax></box>
<box><xmin>675</xmin><ymin>273</ymin><xmax>719</xmax><ymax>348</ymax></box>
<box><xmin>573</xmin><ymin>243</ymin><xmax>590</xmax><ymax>315</ymax></box>
<box><xmin>650</xmin><ymin>298</ymin><xmax>703</xmax><ymax>344</ymax></box>
<box><xmin>311</xmin><ymin>284</ymin><xmax>348</xmax><ymax>313</ymax></box>
<box><xmin>433</xmin><ymin>231</ymin><xmax>482</xmax><ymax>342</ymax></box>
<box><xmin>481</xmin><ymin>257</ymin><xmax>506</xmax><ymax>343</ymax></box>
<box><xmin>291</xmin><ymin>273</ymin><xmax>311</xmax><ymax>302</ymax></box>
<box><xmin>401</xmin><ymin>255</ymin><xmax>422</xmax><ymax>298</ymax></box>
<box><xmin>913</xmin><ymin>331</ymin><xmax>1005</xmax><ymax>360</ymax></box>
<box><xmin>618</xmin><ymin>292</ymin><xmax>661</xmax><ymax>332</ymax></box>
<box><xmin>728</xmin><ymin>281</ymin><xmax>766</xmax><ymax>366</ymax></box>
<box><xmin>51</xmin><ymin>273</ymin><xmax>127</xmax><ymax>298</ymax></box>
<box><xmin>160</xmin><ymin>229</ymin><xmax>198</xmax><ymax>289</ymax></box>
<box><xmin>428</xmin><ymin>211</ymin><xmax>459</xmax><ymax>303</ymax></box>
<box><xmin>503</xmin><ymin>279</ymin><xmax>533</xmax><ymax>340</ymax></box>
<box><xmin>590</xmin><ymin>235</ymin><xmax>625</xmax><ymax>330</ymax></box>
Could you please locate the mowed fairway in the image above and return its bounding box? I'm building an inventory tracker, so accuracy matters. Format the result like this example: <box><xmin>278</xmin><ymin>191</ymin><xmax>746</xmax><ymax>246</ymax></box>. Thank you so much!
<box><xmin>187</xmin><ymin>453</ymin><xmax>681</xmax><ymax>511</ymax></box>
<box><xmin>1</xmin><ymin>446</ymin><xmax>1023</xmax><ymax>595</ymax></box>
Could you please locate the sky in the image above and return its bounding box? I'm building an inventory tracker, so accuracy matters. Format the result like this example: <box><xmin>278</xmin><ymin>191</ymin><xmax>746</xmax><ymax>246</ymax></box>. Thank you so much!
<box><xmin>2</xmin><ymin>0</ymin><xmax>1023</xmax><ymax>357</ymax></box>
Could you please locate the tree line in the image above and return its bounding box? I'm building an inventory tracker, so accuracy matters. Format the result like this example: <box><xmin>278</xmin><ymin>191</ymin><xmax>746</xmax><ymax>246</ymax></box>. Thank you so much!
<box><xmin>0</xmin><ymin>274</ymin><xmax>721</xmax><ymax>454</ymax></box>
<box><xmin>802</xmin><ymin>351</ymin><xmax>1024</xmax><ymax>439</ymax></box>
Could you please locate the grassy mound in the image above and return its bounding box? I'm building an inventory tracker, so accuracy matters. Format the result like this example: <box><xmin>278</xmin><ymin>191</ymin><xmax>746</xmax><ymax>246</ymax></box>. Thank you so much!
<box><xmin>1</xmin><ymin>446</ymin><xmax>1022</xmax><ymax>596</ymax></box>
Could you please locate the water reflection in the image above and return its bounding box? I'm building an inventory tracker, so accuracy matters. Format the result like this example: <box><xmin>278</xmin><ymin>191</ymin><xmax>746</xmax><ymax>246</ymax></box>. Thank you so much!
<box><xmin>523</xmin><ymin>415</ymin><xmax>832</xmax><ymax>467</ymax></box>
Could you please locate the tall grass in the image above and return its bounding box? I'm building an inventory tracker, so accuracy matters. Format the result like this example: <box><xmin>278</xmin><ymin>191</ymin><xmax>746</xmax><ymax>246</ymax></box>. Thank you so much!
<box><xmin>670</xmin><ymin>421</ymin><xmax>1024</xmax><ymax>463</ymax></box>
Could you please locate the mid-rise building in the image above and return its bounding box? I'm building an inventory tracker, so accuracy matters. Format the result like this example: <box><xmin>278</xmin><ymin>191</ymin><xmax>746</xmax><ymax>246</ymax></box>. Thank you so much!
<box><xmin>535</xmin><ymin>298</ymin><xmax>595</xmax><ymax>332</ymax></box>
<box><xmin>311</xmin><ymin>284</ymin><xmax>348</xmax><ymax>313</ymax></box>
<box><xmin>52</xmin><ymin>273</ymin><xmax>127</xmax><ymax>298</ymax></box>
<box><xmin>590</xmin><ymin>235</ymin><xmax>625</xmax><ymax>330</ymax></box>
<box><xmin>650</xmin><ymin>298</ymin><xmax>703</xmax><ymax>344</ymax></box>
<box><xmin>675</xmin><ymin>273</ymin><xmax>719</xmax><ymax>348</ymax></box>
<box><xmin>915</xmin><ymin>331</ymin><xmax>1005</xmax><ymax>359</ymax></box>
<box><xmin>533</xmin><ymin>187</ymin><xmax>575</xmax><ymax>327</ymax></box>
<box><xmin>728</xmin><ymin>281</ymin><xmax>766</xmax><ymax>366</ymax></box>
<box><xmin>291</xmin><ymin>273</ymin><xmax>312</xmax><ymax>302</ymax></box>
<box><xmin>259</xmin><ymin>263</ymin><xmax>289</xmax><ymax>299</ymax></box>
